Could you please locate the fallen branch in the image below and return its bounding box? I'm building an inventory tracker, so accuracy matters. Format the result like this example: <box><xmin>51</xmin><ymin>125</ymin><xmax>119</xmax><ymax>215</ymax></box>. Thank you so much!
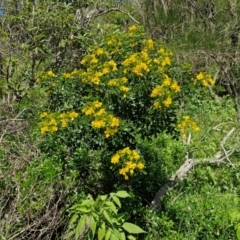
<box><xmin>151</xmin><ymin>127</ymin><xmax>236</xmax><ymax>210</ymax></box>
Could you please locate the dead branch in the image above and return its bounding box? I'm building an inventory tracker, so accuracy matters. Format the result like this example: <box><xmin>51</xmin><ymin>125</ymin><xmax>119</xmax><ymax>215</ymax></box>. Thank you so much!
<box><xmin>151</xmin><ymin>127</ymin><xmax>237</xmax><ymax>210</ymax></box>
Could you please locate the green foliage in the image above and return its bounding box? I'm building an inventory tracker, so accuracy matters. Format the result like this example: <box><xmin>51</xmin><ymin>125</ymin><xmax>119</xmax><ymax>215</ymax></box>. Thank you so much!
<box><xmin>143</xmin><ymin>209</ymin><xmax>184</xmax><ymax>240</ymax></box>
<box><xmin>65</xmin><ymin>191</ymin><xmax>145</xmax><ymax>240</ymax></box>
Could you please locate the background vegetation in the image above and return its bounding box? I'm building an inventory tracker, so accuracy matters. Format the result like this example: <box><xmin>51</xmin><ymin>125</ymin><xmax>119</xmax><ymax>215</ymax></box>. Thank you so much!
<box><xmin>0</xmin><ymin>0</ymin><xmax>240</xmax><ymax>239</ymax></box>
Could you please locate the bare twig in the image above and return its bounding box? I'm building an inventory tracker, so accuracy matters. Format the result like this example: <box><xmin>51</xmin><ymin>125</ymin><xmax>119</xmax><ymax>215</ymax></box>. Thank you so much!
<box><xmin>151</xmin><ymin>128</ymin><xmax>237</xmax><ymax>210</ymax></box>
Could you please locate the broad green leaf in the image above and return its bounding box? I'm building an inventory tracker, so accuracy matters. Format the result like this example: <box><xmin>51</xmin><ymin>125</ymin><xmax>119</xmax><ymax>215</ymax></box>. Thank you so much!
<box><xmin>120</xmin><ymin>231</ymin><xmax>126</xmax><ymax>240</ymax></box>
<box><xmin>75</xmin><ymin>206</ymin><xmax>91</xmax><ymax>213</ymax></box>
<box><xmin>122</xmin><ymin>223</ymin><xmax>145</xmax><ymax>234</ymax></box>
<box><xmin>113</xmin><ymin>227</ymin><xmax>122</xmax><ymax>239</ymax></box>
<box><xmin>112</xmin><ymin>196</ymin><xmax>121</xmax><ymax>208</ymax></box>
<box><xmin>103</xmin><ymin>210</ymin><xmax>113</xmax><ymax>225</ymax></box>
<box><xmin>75</xmin><ymin>216</ymin><xmax>87</xmax><ymax>240</ymax></box>
<box><xmin>98</xmin><ymin>226</ymin><xmax>105</xmax><ymax>240</ymax></box>
<box><xmin>68</xmin><ymin>214</ymin><xmax>78</xmax><ymax>226</ymax></box>
<box><xmin>116</xmin><ymin>191</ymin><xmax>130</xmax><ymax>198</ymax></box>
<box><xmin>127</xmin><ymin>235</ymin><xmax>136</xmax><ymax>240</ymax></box>
<box><xmin>99</xmin><ymin>195</ymin><xmax>108</xmax><ymax>201</ymax></box>
<box><xmin>105</xmin><ymin>228</ymin><xmax>111</xmax><ymax>240</ymax></box>
<box><xmin>237</xmin><ymin>225</ymin><xmax>240</xmax><ymax>240</ymax></box>
<box><xmin>105</xmin><ymin>201</ymin><xmax>117</xmax><ymax>213</ymax></box>
<box><xmin>110</xmin><ymin>233</ymin><xmax>118</xmax><ymax>240</ymax></box>
<box><xmin>90</xmin><ymin>218</ymin><xmax>96</xmax><ymax>237</ymax></box>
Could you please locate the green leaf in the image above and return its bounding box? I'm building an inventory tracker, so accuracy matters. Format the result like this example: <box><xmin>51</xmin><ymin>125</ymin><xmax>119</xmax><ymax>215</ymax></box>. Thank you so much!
<box><xmin>90</xmin><ymin>218</ymin><xmax>96</xmax><ymax>238</ymax></box>
<box><xmin>120</xmin><ymin>231</ymin><xmax>126</xmax><ymax>240</ymax></box>
<box><xmin>103</xmin><ymin>210</ymin><xmax>113</xmax><ymax>225</ymax></box>
<box><xmin>98</xmin><ymin>226</ymin><xmax>105</xmax><ymax>240</ymax></box>
<box><xmin>237</xmin><ymin>225</ymin><xmax>240</xmax><ymax>240</ymax></box>
<box><xmin>74</xmin><ymin>206</ymin><xmax>91</xmax><ymax>213</ymax></box>
<box><xmin>115</xmin><ymin>191</ymin><xmax>130</xmax><ymax>198</ymax></box>
<box><xmin>112</xmin><ymin>196</ymin><xmax>121</xmax><ymax>208</ymax></box>
<box><xmin>122</xmin><ymin>223</ymin><xmax>145</xmax><ymax>234</ymax></box>
<box><xmin>99</xmin><ymin>195</ymin><xmax>108</xmax><ymax>201</ymax></box>
<box><xmin>127</xmin><ymin>235</ymin><xmax>136</xmax><ymax>240</ymax></box>
<box><xmin>110</xmin><ymin>234</ymin><xmax>118</xmax><ymax>240</ymax></box>
<box><xmin>75</xmin><ymin>215</ymin><xmax>87</xmax><ymax>240</ymax></box>
<box><xmin>105</xmin><ymin>201</ymin><xmax>117</xmax><ymax>213</ymax></box>
<box><xmin>105</xmin><ymin>228</ymin><xmax>111</xmax><ymax>240</ymax></box>
<box><xmin>68</xmin><ymin>214</ymin><xmax>79</xmax><ymax>227</ymax></box>
<box><xmin>113</xmin><ymin>228</ymin><xmax>122</xmax><ymax>239</ymax></box>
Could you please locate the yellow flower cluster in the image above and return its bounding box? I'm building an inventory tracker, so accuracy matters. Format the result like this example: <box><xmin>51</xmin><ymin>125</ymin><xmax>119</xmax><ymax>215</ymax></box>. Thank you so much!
<box><xmin>177</xmin><ymin>116</ymin><xmax>199</xmax><ymax>141</ymax></box>
<box><xmin>108</xmin><ymin>77</ymin><xmax>129</xmax><ymax>96</ymax></box>
<box><xmin>82</xmin><ymin>101</ymin><xmax>120</xmax><ymax>138</ymax></box>
<box><xmin>195</xmin><ymin>72</ymin><xmax>214</xmax><ymax>87</ymax></box>
<box><xmin>36</xmin><ymin>70</ymin><xmax>56</xmax><ymax>83</ymax></box>
<box><xmin>39</xmin><ymin>111</ymin><xmax>79</xmax><ymax>134</ymax></box>
<box><xmin>79</xmin><ymin>50</ymin><xmax>118</xmax><ymax>85</ymax></box>
<box><xmin>143</xmin><ymin>39</ymin><xmax>154</xmax><ymax>50</ymax></box>
<box><xmin>122</xmin><ymin>51</ymin><xmax>151</xmax><ymax>76</ymax></box>
<box><xmin>150</xmin><ymin>74</ymin><xmax>180</xmax><ymax>108</ymax></box>
<box><xmin>111</xmin><ymin>147</ymin><xmax>145</xmax><ymax>180</ymax></box>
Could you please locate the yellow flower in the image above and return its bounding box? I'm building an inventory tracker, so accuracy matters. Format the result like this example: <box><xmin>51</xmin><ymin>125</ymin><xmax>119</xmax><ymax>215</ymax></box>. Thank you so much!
<box><xmin>49</xmin><ymin>118</ymin><xmax>57</xmax><ymax>126</ymax></box>
<box><xmin>62</xmin><ymin>73</ymin><xmax>72</xmax><ymax>78</ymax></box>
<box><xmin>102</xmin><ymin>67</ymin><xmax>110</xmax><ymax>75</ymax></box>
<box><xmin>153</xmin><ymin>101</ymin><xmax>161</xmax><ymax>109</ymax></box>
<box><xmin>162</xmin><ymin>77</ymin><xmax>171</xmax><ymax>86</ymax></box>
<box><xmin>202</xmin><ymin>80</ymin><xmax>208</xmax><ymax>87</ymax></box>
<box><xmin>153</xmin><ymin>58</ymin><xmax>160</xmax><ymax>65</ymax></box>
<box><xmin>170</xmin><ymin>81</ymin><xmax>180</xmax><ymax>92</ymax></box>
<box><xmin>91</xmin><ymin>76</ymin><xmax>100</xmax><ymax>85</ymax></box>
<box><xmin>132</xmin><ymin>150</ymin><xmax>140</xmax><ymax>160</ymax></box>
<box><xmin>150</xmin><ymin>86</ymin><xmax>162</xmax><ymax>98</ymax></box>
<box><xmin>46</xmin><ymin>70</ymin><xmax>55</xmax><ymax>77</ymax></box>
<box><xmin>41</xmin><ymin>126</ymin><xmax>48</xmax><ymax>135</ymax></box>
<box><xmin>108</xmin><ymin>79</ymin><xmax>118</xmax><ymax>86</ymax></box>
<box><xmin>196</xmin><ymin>72</ymin><xmax>204</xmax><ymax>80</ymax></box>
<box><xmin>91</xmin><ymin>120</ymin><xmax>106</xmax><ymax>129</ymax></box>
<box><xmin>137</xmin><ymin>162</ymin><xmax>145</xmax><ymax>170</ymax></box>
<box><xmin>51</xmin><ymin>126</ymin><xmax>58</xmax><ymax>132</ymax></box>
<box><xmin>61</xmin><ymin>119</ymin><xmax>68</xmax><ymax>128</ymax></box>
<box><xmin>107</xmin><ymin>60</ymin><xmax>117</xmax><ymax>71</ymax></box>
<box><xmin>107</xmin><ymin>39</ymin><xmax>116</xmax><ymax>45</ymax></box>
<box><xmin>121</xmin><ymin>147</ymin><xmax>131</xmax><ymax>155</ymax></box>
<box><xmin>158</xmin><ymin>48</ymin><xmax>165</xmax><ymax>54</ymax></box>
<box><xmin>104</xmin><ymin>128</ymin><xmax>118</xmax><ymax>138</ymax></box>
<box><xmin>58</xmin><ymin>113</ymin><xmax>67</xmax><ymax>119</ymax></box>
<box><xmin>145</xmin><ymin>39</ymin><xmax>154</xmax><ymax>50</ymax></box>
<box><xmin>132</xmin><ymin>62</ymin><xmax>149</xmax><ymax>76</ymax></box>
<box><xmin>40</xmin><ymin>112</ymin><xmax>48</xmax><ymax>118</ymax></box>
<box><xmin>121</xmin><ymin>77</ymin><xmax>128</xmax><ymax>84</ymax></box>
<box><xmin>96</xmin><ymin>47</ymin><xmax>104</xmax><ymax>55</ymax></box>
<box><xmin>82</xmin><ymin>107</ymin><xmax>95</xmax><ymax>116</ymax></box>
<box><xmin>119</xmin><ymin>86</ymin><xmax>129</xmax><ymax>92</ymax></box>
<box><xmin>90</xmin><ymin>57</ymin><xmax>98</xmax><ymax>64</ymax></box>
<box><xmin>183</xmin><ymin>115</ymin><xmax>190</xmax><ymax>121</ymax></box>
<box><xmin>128</xmin><ymin>25</ymin><xmax>137</xmax><ymax>32</ymax></box>
<box><xmin>93</xmin><ymin>101</ymin><xmax>102</xmax><ymax>109</ymax></box>
<box><xmin>80</xmin><ymin>57</ymin><xmax>87</xmax><ymax>65</ymax></box>
<box><xmin>110</xmin><ymin>117</ymin><xmax>120</xmax><ymax>127</ymax></box>
<box><xmin>111</xmin><ymin>154</ymin><xmax>120</xmax><ymax>164</ymax></box>
<box><xmin>162</xmin><ymin>57</ymin><xmax>171</xmax><ymax>66</ymax></box>
<box><xmin>94</xmin><ymin>108</ymin><xmax>107</xmax><ymax>117</ymax></box>
<box><xmin>163</xmin><ymin>96</ymin><xmax>172</xmax><ymax>107</ymax></box>
<box><xmin>69</xmin><ymin>111</ymin><xmax>78</xmax><ymax>120</ymax></box>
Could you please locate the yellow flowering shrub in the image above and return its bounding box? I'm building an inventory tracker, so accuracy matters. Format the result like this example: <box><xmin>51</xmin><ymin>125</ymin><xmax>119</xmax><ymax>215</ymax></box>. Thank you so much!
<box><xmin>37</xmin><ymin>24</ymin><xmax>212</xmax><ymax>181</ymax></box>
<box><xmin>195</xmin><ymin>72</ymin><xmax>214</xmax><ymax>87</ymax></box>
<box><xmin>177</xmin><ymin>116</ymin><xmax>200</xmax><ymax>141</ymax></box>
<box><xmin>111</xmin><ymin>147</ymin><xmax>145</xmax><ymax>180</ymax></box>
<box><xmin>39</xmin><ymin>111</ymin><xmax>79</xmax><ymax>134</ymax></box>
